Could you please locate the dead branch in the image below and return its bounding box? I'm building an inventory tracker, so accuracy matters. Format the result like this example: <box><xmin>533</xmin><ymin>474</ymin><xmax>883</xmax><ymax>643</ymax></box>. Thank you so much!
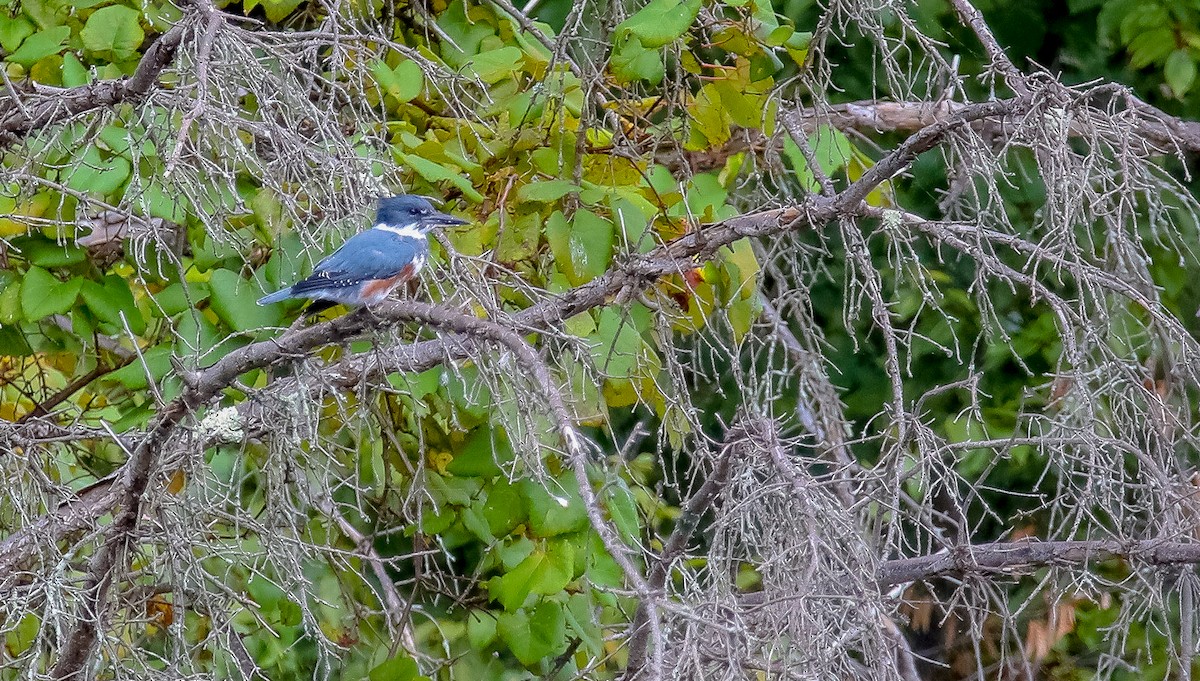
<box><xmin>0</xmin><ymin>22</ymin><xmax>189</xmax><ymax>147</ymax></box>
<box><xmin>877</xmin><ymin>540</ymin><xmax>1200</xmax><ymax>587</ymax></box>
<box><xmin>623</xmin><ymin>424</ymin><xmax>737</xmax><ymax>680</ymax></box>
<box><xmin>664</xmin><ymin>95</ymin><xmax>1200</xmax><ymax>175</ymax></box>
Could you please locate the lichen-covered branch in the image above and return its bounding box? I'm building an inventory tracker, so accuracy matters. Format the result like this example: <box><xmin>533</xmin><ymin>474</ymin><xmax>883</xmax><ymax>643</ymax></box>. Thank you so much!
<box><xmin>0</xmin><ymin>22</ymin><xmax>189</xmax><ymax>147</ymax></box>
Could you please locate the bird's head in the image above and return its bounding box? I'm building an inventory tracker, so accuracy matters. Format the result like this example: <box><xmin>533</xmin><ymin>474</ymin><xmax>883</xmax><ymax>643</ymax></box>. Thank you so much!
<box><xmin>376</xmin><ymin>195</ymin><xmax>468</xmax><ymax>234</ymax></box>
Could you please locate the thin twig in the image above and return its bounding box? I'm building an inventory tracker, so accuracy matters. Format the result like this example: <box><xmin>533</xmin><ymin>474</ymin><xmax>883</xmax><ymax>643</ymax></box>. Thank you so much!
<box><xmin>946</xmin><ymin>0</ymin><xmax>1028</xmax><ymax>93</ymax></box>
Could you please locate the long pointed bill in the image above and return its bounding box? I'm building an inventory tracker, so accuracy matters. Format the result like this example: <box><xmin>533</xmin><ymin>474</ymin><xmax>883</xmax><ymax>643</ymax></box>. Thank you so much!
<box><xmin>424</xmin><ymin>212</ymin><xmax>469</xmax><ymax>228</ymax></box>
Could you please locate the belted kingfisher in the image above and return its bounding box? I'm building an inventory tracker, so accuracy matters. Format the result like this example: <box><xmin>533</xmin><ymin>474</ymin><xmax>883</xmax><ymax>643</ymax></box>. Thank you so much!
<box><xmin>257</xmin><ymin>195</ymin><xmax>467</xmax><ymax>309</ymax></box>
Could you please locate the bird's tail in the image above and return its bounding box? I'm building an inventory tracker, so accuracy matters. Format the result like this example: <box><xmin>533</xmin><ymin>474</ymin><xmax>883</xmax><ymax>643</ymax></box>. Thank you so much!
<box><xmin>256</xmin><ymin>288</ymin><xmax>294</xmax><ymax>306</ymax></box>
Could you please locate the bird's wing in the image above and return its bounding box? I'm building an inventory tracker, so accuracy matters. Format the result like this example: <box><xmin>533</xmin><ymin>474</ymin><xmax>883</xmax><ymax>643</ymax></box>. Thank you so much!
<box><xmin>290</xmin><ymin>230</ymin><xmax>423</xmax><ymax>295</ymax></box>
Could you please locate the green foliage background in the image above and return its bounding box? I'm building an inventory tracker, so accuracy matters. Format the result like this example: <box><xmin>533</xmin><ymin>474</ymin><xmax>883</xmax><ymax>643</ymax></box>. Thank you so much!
<box><xmin>3</xmin><ymin>0</ymin><xmax>1200</xmax><ymax>678</ymax></box>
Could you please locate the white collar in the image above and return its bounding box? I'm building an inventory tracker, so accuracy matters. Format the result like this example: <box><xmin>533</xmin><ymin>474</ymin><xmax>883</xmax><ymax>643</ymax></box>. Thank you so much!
<box><xmin>374</xmin><ymin>222</ymin><xmax>425</xmax><ymax>239</ymax></box>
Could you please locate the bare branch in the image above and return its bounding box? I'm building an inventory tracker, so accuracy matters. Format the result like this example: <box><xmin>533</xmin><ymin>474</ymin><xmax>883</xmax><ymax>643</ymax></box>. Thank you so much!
<box><xmin>831</xmin><ymin>98</ymin><xmax>1026</xmax><ymax>211</ymax></box>
<box><xmin>877</xmin><ymin>540</ymin><xmax>1200</xmax><ymax>587</ymax></box>
<box><xmin>0</xmin><ymin>22</ymin><xmax>189</xmax><ymax>147</ymax></box>
<box><xmin>666</xmin><ymin>96</ymin><xmax>1200</xmax><ymax>175</ymax></box>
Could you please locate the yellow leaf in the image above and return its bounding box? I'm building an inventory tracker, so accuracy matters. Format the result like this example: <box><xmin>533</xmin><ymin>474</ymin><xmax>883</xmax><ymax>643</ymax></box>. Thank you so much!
<box><xmin>166</xmin><ymin>469</ymin><xmax>186</xmax><ymax>495</ymax></box>
<box><xmin>428</xmin><ymin>449</ymin><xmax>453</xmax><ymax>474</ymax></box>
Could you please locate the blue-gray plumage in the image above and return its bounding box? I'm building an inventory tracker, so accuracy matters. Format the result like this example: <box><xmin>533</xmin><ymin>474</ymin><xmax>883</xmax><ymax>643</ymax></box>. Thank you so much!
<box><xmin>257</xmin><ymin>195</ymin><xmax>467</xmax><ymax>308</ymax></box>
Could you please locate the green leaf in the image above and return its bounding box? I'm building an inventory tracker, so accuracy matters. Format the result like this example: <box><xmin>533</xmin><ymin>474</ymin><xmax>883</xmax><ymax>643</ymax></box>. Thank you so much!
<box><xmin>722</xmin><ymin>238</ymin><xmax>760</xmax><ymax>301</ymax></box>
<box><xmin>764</xmin><ymin>25</ymin><xmax>793</xmax><ymax>47</ymax></box>
<box><xmin>80</xmin><ymin>275</ymin><xmax>144</xmax><ymax>335</ymax></box>
<box><xmin>467</xmin><ymin>611</ymin><xmax>498</xmax><ymax>650</ymax></box>
<box><xmin>387</xmin><ymin>367</ymin><xmax>441</xmax><ymax>400</ymax></box>
<box><xmin>520</xmin><ymin>476</ymin><xmax>588</xmax><ymax>537</ymax></box>
<box><xmin>615</xmin><ymin>0</ymin><xmax>702</xmax><ymax>48</ymax></box>
<box><xmin>20</xmin><ymin>266</ymin><xmax>81</xmax><ymax>320</ymax></box>
<box><xmin>495</xmin><ymin>211</ymin><xmax>542</xmax><ymax>262</ymax></box>
<box><xmin>426</xmin><ymin>471</ymin><xmax>483</xmax><ymax>508</ymax></box>
<box><xmin>785</xmin><ymin>30</ymin><xmax>812</xmax><ymax>56</ymax></box>
<box><xmin>62</xmin><ymin>52</ymin><xmax>89</xmax><ymax>87</ymax></box>
<box><xmin>1165</xmin><ymin>49</ymin><xmax>1197</xmax><ymax>97</ymax></box>
<box><xmin>585</xmin><ymin>531</ymin><xmax>625</xmax><ymax>589</ymax></box>
<box><xmin>589</xmin><ymin>308</ymin><xmax>643</xmax><ymax>379</ymax></box>
<box><xmin>5</xmin><ymin>614</ymin><xmax>40</xmax><ymax>657</ymax></box>
<box><xmin>689</xmin><ymin>83</ymin><xmax>733</xmax><ymax>148</ymax></box>
<box><xmin>22</xmin><ymin>237</ymin><xmax>86</xmax><ymax>267</ymax></box>
<box><xmin>71</xmin><ymin>305</ymin><xmax>94</xmax><ymax>347</ymax></box>
<box><xmin>257</xmin><ymin>0</ymin><xmax>306</xmax><ymax>22</ymax></box>
<box><xmin>366</xmin><ymin>656</ymin><xmax>418</xmax><ymax>680</ymax></box>
<box><xmin>589</xmin><ymin>308</ymin><xmax>650</xmax><ymax>406</ymax></box>
<box><xmin>0</xmin><ymin>15</ymin><xmax>35</xmax><ymax>54</ymax></box>
<box><xmin>444</xmin><ymin>364</ymin><xmax>493</xmax><ymax>420</ymax></box>
<box><xmin>368</xmin><ymin>656</ymin><xmax>424</xmax><ymax>681</ymax></box>
<box><xmin>419</xmin><ymin>508</ymin><xmax>454</xmax><ymax>535</ymax></box>
<box><xmin>249</xmin><ymin>187</ymin><xmax>285</xmax><ymax>229</ymax></box>
<box><xmin>6</xmin><ymin>26</ymin><xmax>69</xmax><ymax>66</ymax></box>
<box><xmin>495</xmin><ymin>535</ymin><xmax>536</xmax><ymax>570</ymax></box>
<box><xmin>462</xmin><ymin>503</ymin><xmax>496</xmax><ymax>543</ymax></box>
<box><xmin>109</xmin><ymin>345</ymin><xmax>172</xmax><ymax>389</ymax></box>
<box><xmin>433</xmin><ymin>0</ymin><xmax>497</xmax><ymax>69</ymax></box>
<box><xmin>810</xmin><ymin>126</ymin><xmax>854</xmax><ymax>178</ymax></box>
<box><xmin>531</xmin><ymin>146</ymin><xmax>577</xmax><ymax>176</ymax></box>
<box><xmin>208</xmin><ymin>269</ymin><xmax>282</xmax><ymax>332</ymax></box>
<box><xmin>610</xmin><ymin>36</ymin><xmax>664</xmax><ymax>85</ymax></box>
<box><xmin>0</xmin><ymin>276</ymin><xmax>22</xmax><ymax>325</ymax></box>
<box><xmin>401</xmin><ymin>154</ymin><xmax>485</xmax><ymax>203</ymax></box>
<box><xmin>1127</xmin><ymin>28</ymin><xmax>1174</xmax><ymax>69</ymax></box>
<box><xmin>447</xmin><ymin>425</ymin><xmax>516</xmax><ymax>477</ymax></box>
<box><xmin>564</xmin><ymin>592</ymin><xmax>605</xmax><ymax>656</ymax></box>
<box><xmin>98</xmin><ymin>124</ymin><xmax>135</xmax><ymax>158</ymax></box>
<box><xmin>609</xmin><ymin>195</ymin><xmax>654</xmax><ymax>252</ymax></box>
<box><xmin>712</xmin><ymin>78</ymin><xmax>770</xmax><ymax>129</ymax></box>
<box><xmin>497</xmin><ymin>602</ymin><xmax>567</xmax><ymax>667</ymax></box>
<box><xmin>62</xmin><ymin>145</ymin><xmax>131</xmax><ymax>196</ymax></box>
<box><xmin>13</xmin><ymin>0</ymin><xmax>63</xmax><ymax>32</ymax></box>
<box><xmin>137</xmin><ymin>180</ymin><xmax>189</xmax><ymax>222</ymax></box>
<box><xmin>782</xmin><ymin>137</ymin><xmax>817</xmax><ymax>192</ymax></box>
<box><xmin>482</xmin><ymin>479</ymin><xmax>525</xmax><ymax>537</ymax></box>
<box><xmin>371</xmin><ymin>59</ymin><xmax>424</xmax><ymax>103</ymax></box>
<box><xmin>516</xmin><ymin>179</ymin><xmax>577</xmax><ymax>203</ymax></box>
<box><xmin>605</xmin><ymin>482</ymin><xmax>640</xmax><ymax>544</ymax></box>
<box><xmin>467</xmin><ymin>46</ymin><xmax>523</xmax><ymax>83</ymax></box>
<box><xmin>545</xmin><ymin>209</ymin><xmax>614</xmax><ymax>285</ymax></box>
<box><xmin>505</xmin><ymin>90</ymin><xmax>546</xmax><ymax>125</ymax></box>
<box><xmin>783</xmin><ymin>125</ymin><xmax>854</xmax><ymax>189</ymax></box>
<box><xmin>277</xmin><ymin>599</ymin><xmax>302</xmax><ymax>627</ymax></box>
<box><xmin>490</xmin><ymin>541</ymin><xmax>575</xmax><ymax>611</ymax></box>
<box><xmin>542</xmin><ymin>212</ymin><xmax>570</xmax><ymax>266</ymax></box>
<box><xmin>153</xmin><ymin>282</ymin><xmax>198</xmax><ymax>317</ymax></box>
<box><xmin>81</xmin><ymin>5</ymin><xmax>145</xmax><ymax>60</ymax></box>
